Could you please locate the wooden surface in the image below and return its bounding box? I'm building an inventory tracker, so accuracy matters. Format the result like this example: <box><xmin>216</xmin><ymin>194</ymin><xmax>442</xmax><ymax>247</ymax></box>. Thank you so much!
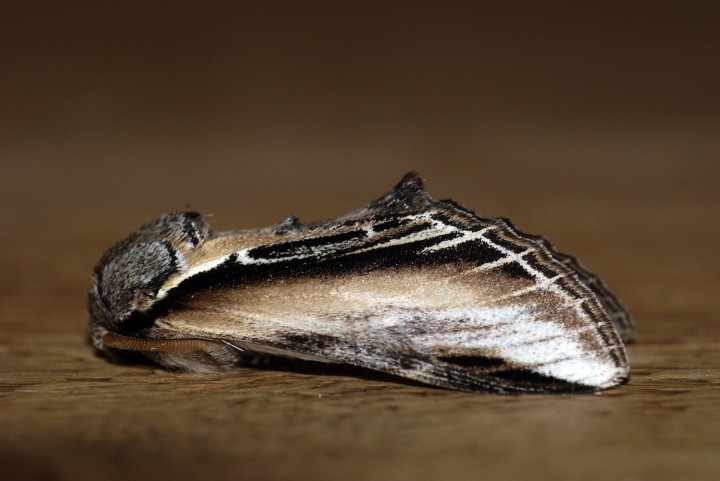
<box><xmin>2</xmin><ymin>3</ymin><xmax>720</xmax><ymax>480</ymax></box>
<box><xmin>2</xmin><ymin>149</ymin><xmax>718</xmax><ymax>481</ymax></box>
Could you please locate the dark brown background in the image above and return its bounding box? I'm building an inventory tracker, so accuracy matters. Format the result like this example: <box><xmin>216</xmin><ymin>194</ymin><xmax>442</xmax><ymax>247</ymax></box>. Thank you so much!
<box><xmin>1</xmin><ymin>2</ymin><xmax>719</xmax><ymax>481</ymax></box>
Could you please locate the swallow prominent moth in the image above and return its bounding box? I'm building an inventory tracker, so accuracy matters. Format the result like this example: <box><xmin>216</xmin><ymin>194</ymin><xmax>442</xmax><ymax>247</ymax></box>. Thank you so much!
<box><xmin>88</xmin><ymin>173</ymin><xmax>633</xmax><ymax>393</ymax></box>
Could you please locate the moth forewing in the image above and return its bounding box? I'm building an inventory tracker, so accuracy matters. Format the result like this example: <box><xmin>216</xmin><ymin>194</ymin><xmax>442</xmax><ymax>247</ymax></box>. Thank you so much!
<box><xmin>88</xmin><ymin>172</ymin><xmax>632</xmax><ymax>393</ymax></box>
<box><xmin>154</xmin><ymin>258</ymin><xmax>626</xmax><ymax>392</ymax></box>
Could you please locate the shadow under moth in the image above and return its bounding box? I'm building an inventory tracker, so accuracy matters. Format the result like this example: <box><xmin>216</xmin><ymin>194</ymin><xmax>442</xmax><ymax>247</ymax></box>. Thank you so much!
<box><xmin>88</xmin><ymin>173</ymin><xmax>634</xmax><ymax>393</ymax></box>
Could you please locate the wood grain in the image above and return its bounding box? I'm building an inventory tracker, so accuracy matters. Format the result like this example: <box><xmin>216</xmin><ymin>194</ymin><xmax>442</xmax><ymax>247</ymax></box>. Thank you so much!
<box><xmin>1</xmin><ymin>3</ymin><xmax>719</xmax><ymax>480</ymax></box>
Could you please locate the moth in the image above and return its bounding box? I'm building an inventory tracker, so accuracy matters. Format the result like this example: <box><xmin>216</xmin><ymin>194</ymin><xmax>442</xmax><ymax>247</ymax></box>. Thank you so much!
<box><xmin>88</xmin><ymin>172</ymin><xmax>634</xmax><ymax>393</ymax></box>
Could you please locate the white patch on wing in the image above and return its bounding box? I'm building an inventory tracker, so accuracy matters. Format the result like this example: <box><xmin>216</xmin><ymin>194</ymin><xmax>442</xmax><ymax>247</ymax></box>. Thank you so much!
<box><xmin>398</xmin><ymin>305</ymin><xmax>622</xmax><ymax>388</ymax></box>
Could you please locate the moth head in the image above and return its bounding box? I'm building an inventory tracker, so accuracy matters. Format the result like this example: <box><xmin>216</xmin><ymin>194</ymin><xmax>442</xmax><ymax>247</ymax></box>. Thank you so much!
<box><xmin>88</xmin><ymin>212</ymin><xmax>212</xmax><ymax>350</ymax></box>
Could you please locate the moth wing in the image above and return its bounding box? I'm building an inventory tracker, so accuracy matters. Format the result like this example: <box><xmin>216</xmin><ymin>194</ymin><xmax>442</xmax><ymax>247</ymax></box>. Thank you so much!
<box><xmin>155</xmin><ymin>261</ymin><xmax>627</xmax><ymax>393</ymax></box>
<box><xmin>144</xmin><ymin>172</ymin><xmax>628</xmax><ymax>392</ymax></box>
<box><xmin>318</xmin><ymin>171</ymin><xmax>633</xmax><ymax>343</ymax></box>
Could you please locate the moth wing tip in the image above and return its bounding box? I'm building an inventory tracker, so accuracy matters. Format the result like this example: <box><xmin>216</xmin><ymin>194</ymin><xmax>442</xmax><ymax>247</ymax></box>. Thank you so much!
<box><xmin>576</xmin><ymin>362</ymin><xmax>630</xmax><ymax>391</ymax></box>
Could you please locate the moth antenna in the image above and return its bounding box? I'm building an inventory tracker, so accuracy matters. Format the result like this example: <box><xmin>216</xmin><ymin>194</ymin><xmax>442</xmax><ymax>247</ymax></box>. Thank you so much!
<box><xmin>102</xmin><ymin>332</ymin><xmax>224</xmax><ymax>353</ymax></box>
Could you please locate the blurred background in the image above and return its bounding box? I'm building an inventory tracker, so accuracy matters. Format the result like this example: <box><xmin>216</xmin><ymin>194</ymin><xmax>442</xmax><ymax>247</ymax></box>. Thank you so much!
<box><xmin>1</xmin><ymin>0</ymin><xmax>719</xmax><ymax>321</ymax></box>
